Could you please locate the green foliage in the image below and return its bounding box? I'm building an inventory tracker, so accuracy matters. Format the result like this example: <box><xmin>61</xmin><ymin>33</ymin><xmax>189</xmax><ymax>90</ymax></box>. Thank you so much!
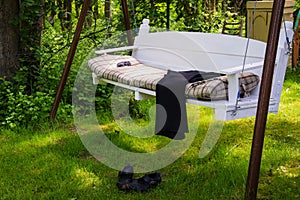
<box><xmin>0</xmin><ymin>77</ymin><xmax>51</xmax><ymax>128</ymax></box>
<box><xmin>129</xmin><ymin>0</ymin><xmax>242</xmax><ymax>32</ymax></box>
<box><xmin>1</xmin><ymin>0</ymin><xmax>249</xmax><ymax>129</ymax></box>
<box><xmin>0</xmin><ymin>0</ymin><xmax>112</xmax><ymax>129</ymax></box>
<box><xmin>129</xmin><ymin>97</ymin><xmax>155</xmax><ymax>121</ymax></box>
<box><xmin>0</xmin><ymin>68</ymin><xmax>72</xmax><ymax>129</ymax></box>
<box><xmin>296</xmin><ymin>0</ymin><xmax>300</xmax><ymax>9</ymax></box>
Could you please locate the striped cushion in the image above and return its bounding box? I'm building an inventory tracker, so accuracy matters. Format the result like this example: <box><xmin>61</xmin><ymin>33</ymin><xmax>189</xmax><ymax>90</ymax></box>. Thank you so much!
<box><xmin>185</xmin><ymin>72</ymin><xmax>260</xmax><ymax>100</ymax></box>
<box><xmin>88</xmin><ymin>55</ymin><xmax>260</xmax><ymax>100</ymax></box>
<box><xmin>88</xmin><ymin>54</ymin><xmax>165</xmax><ymax>90</ymax></box>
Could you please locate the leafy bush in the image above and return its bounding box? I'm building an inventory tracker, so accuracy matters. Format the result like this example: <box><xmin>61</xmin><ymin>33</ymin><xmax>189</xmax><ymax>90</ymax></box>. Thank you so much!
<box><xmin>0</xmin><ymin>77</ymin><xmax>53</xmax><ymax>128</ymax></box>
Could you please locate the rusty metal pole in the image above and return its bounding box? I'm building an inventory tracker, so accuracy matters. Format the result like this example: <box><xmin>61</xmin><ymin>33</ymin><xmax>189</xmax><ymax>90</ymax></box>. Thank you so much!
<box><xmin>121</xmin><ymin>0</ymin><xmax>134</xmax><ymax>46</ymax></box>
<box><xmin>50</xmin><ymin>0</ymin><xmax>92</xmax><ymax>120</ymax></box>
<box><xmin>245</xmin><ymin>0</ymin><xmax>285</xmax><ymax>199</ymax></box>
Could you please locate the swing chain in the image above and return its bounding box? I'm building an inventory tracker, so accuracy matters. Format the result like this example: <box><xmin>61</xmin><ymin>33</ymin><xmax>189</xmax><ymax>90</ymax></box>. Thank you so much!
<box><xmin>283</xmin><ymin>16</ymin><xmax>292</xmax><ymax>55</ymax></box>
<box><xmin>232</xmin><ymin>0</ymin><xmax>258</xmax><ymax>117</ymax></box>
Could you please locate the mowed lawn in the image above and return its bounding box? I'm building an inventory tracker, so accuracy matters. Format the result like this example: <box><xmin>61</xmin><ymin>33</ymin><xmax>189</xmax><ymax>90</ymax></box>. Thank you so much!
<box><xmin>0</xmin><ymin>69</ymin><xmax>299</xmax><ymax>199</ymax></box>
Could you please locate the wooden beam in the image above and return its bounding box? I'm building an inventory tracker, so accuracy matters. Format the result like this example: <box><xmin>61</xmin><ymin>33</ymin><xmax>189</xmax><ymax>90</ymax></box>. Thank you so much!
<box><xmin>121</xmin><ymin>0</ymin><xmax>133</xmax><ymax>45</ymax></box>
<box><xmin>245</xmin><ymin>0</ymin><xmax>286</xmax><ymax>199</ymax></box>
<box><xmin>50</xmin><ymin>0</ymin><xmax>92</xmax><ymax>120</ymax></box>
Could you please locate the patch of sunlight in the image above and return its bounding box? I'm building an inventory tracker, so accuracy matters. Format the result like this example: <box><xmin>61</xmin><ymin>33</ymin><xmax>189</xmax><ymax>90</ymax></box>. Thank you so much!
<box><xmin>74</xmin><ymin>168</ymin><xmax>101</xmax><ymax>189</ymax></box>
<box><xmin>77</xmin><ymin>122</ymin><xmax>116</xmax><ymax>134</ymax></box>
<box><xmin>226</xmin><ymin>143</ymin><xmax>251</xmax><ymax>158</ymax></box>
<box><xmin>188</xmin><ymin>105</ymin><xmax>214</xmax><ymax>123</ymax></box>
<box><xmin>98</xmin><ymin>122</ymin><xmax>117</xmax><ymax>132</ymax></box>
<box><xmin>276</xmin><ymin>164</ymin><xmax>300</xmax><ymax>178</ymax></box>
<box><xmin>15</xmin><ymin>132</ymin><xmax>68</xmax><ymax>150</ymax></box>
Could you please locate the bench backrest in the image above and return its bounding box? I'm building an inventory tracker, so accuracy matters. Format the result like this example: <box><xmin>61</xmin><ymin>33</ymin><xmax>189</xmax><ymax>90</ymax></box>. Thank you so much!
<box><xmin>132</xmin><ymin>19</ymin><xmax>267</xmax><ymax>73</ymax></box>
<box><xmin>132</xmin><ymin>19</ymin><xmax>294</xmax><ymax>104</ymax></box>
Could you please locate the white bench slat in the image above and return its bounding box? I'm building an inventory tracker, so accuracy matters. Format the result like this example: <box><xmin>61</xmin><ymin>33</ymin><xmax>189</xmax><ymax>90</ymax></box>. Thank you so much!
<box><xmin>95</xmin><ymin>46</ymin><xmax>136</xmax><ymax>55</ymax></box>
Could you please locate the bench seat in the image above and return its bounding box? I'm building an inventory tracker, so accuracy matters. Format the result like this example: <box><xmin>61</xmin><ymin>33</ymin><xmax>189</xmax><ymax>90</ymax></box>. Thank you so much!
<box><xmin>89</xmin><ymin>54</ymin><xmax>260</xmax><ymax>101</ymax></box>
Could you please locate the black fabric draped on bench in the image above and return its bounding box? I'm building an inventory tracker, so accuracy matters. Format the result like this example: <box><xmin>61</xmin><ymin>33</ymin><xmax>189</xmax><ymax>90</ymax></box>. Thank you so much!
<box><xmin>155</xmin><ymin>70</ymin><xmax>223</xmax><ymax>140</ymax></box>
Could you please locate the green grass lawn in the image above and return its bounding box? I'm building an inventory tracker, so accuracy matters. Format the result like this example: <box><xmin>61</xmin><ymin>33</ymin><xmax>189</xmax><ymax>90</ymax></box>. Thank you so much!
<box><xmin>0</xmin><ymin>69</ymin><xmax>299</xmax><ymax>199</ymax></box>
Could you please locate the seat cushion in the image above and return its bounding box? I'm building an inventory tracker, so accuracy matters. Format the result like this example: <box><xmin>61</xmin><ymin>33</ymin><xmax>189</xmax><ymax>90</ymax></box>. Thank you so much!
<box><xmin>88</xmin><ymin>54</ymin><xmax>260</xmax><ymax>100</ymax></box>
<box><xmin>185</xmin><ymin>72</ymin><xmax>260</xmax><ymax>100</ymax></box>
<box><xmin>88</xmin><ymin>54</ymin><xmax>165</xmax><ymax>90</ymax></box>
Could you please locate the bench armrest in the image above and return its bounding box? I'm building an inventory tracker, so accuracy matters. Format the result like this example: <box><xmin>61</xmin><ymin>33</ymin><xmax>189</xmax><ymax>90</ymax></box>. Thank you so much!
<box><xmin>219</xmin><ymin>61</ymin><xmax>265</xmax><ymax>75</ymax></box>
<box><xmin>95</xmin><ymin>46</ymin><xmax>136</xmax><ymax>55</ymax></box>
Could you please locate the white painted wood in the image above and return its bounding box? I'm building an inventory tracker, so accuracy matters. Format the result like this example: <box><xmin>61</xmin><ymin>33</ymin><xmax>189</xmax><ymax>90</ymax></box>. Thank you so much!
<box><xmin>227</xmin><ymin>74</ymin><xmax>239</xmax><ymax>104</ymax></box>
<box><xmin>100</xmin><ymin>78</ymin><xmax>156</xmax><ymax>97</ymax></box>
<box><xmin>95</xmin><ymin>46</ymin><xmax>136</xmax><ymax>55</ymax></box>
<box><xmin>92</xmin><ymin>19</ymin><xmax>293</xmax><ymax>121</ymax></box>
<box><xmin>92</xmin><ymin>73</ymin><xmax>99</xmax><ymax>85</ymax></box>
<box><xmin>218</xmin><ymin>61</ymin><xmax>264</xmax><ymax>74</ymax></box>
<box><xmin>133</xmin><ymin>29</ymin><xmax>266</xmax><ymax>72</ymax></box>
<box><xmin>138</xmin><ymin>18</ymin><xmax>150</xmax><ymax>36</ymax></box>
<box><xmin>134</xmin><ymin>91</ymin><xmax>153</xmax><ymax>100</ymax></box>
<box><xmin>270</xmin><ymin>22</ymin><xmax>294</xmax><ymax>112</ymax></box>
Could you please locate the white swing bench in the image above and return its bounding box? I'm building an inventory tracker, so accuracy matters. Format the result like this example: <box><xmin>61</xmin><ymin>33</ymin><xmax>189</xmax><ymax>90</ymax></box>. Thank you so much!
<box><xmin>89</xmin><ymin>19</ymin><xmax>293</xmax><ymax>121</ymax></box>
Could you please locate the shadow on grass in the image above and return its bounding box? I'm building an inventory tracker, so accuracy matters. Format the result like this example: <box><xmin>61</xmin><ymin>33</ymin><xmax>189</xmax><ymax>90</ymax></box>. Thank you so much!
<box><xmin>0</xmin><ymin>116</ymin><xmax>298</xmax><ymax>200</ymax></box>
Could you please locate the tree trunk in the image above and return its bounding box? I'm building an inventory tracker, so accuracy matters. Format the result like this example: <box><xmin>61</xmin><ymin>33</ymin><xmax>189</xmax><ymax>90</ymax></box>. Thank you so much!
<box><xmin>58</xmin><ymin>0</ymin><xmax>72</xmax><ymax>31</ymax></box>
<box><xmin>58</xmin><ymin>0</ymin><xmax>65</xmax><ymax>30</ymax></box>
<box><xmin>94</xmin><ymin>0</ymin><xmax>99</xmax><ymax>19</ymax></box>
<box><xmin>65</xmin><ymin>0</ymin><xmax>73</xmax><ymax>30</ymax></box>
<box><xmin>0</xmin><ymin>0</ymin><xmax>20</xmax><ymax>79</ymax></box>
<box><xmin>105</xmin><ymin>0</ymin><xmax>112</xmax><ymax>21</ymax></box>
